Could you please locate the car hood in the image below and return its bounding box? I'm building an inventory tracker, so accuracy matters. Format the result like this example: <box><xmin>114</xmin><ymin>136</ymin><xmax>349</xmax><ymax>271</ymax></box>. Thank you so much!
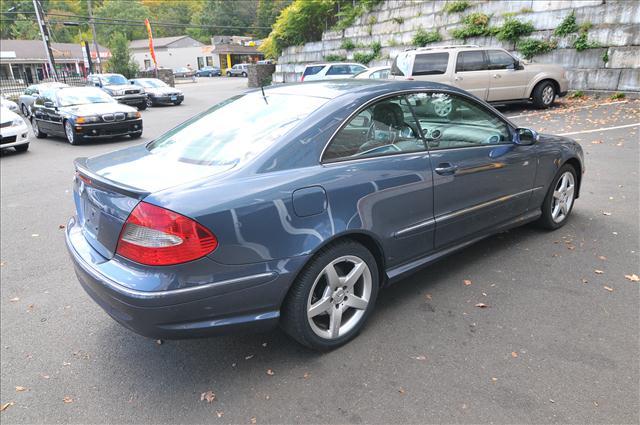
<box><xmin>146</xmin><ymin>87</ymin><xmax>181</xmax><ymax>95</ymax></box>
<box><xmin>524</xmin><ymin>62</ymin><xmax>565</xmax><ymax>73</ymax></box>
<box><xmin>0</xmin><ymin>106</ymin><xmax>20</xmax><ymax>124</ymax></box>
<box><xmin>104</xmin><ymin>84</ymin><xmax>140</xmax><ymax>91</ymax></box>
<box><xmin>60</xmin><ymin>102</ymin><xmax>137</xmax><ymax>116</ymax></box>
<box><xmin>83</xmin><ymin>144</ymin><xmax>235</xmax><ymax>194</ymax></box>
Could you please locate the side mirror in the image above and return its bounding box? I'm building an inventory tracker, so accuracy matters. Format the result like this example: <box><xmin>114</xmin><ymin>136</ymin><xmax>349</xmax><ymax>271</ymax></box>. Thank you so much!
<box><xmin>515</xmin><ymin>60</ymin><xmax>524</xmax><ymax>70</ymax></box>
<box><xmin>514</xmin><ymin>127</ymin><xmax>539</xmax><ymax>145</ymax></box>
<box><xmin>43</xmin><ymin>101</ymin><xmax>55</xmax><ymax>108</ymax></box>
<box><xmin>94</xmin><ymin>82</ymin><xmax>101</xmax><ymax>87</ymax></box>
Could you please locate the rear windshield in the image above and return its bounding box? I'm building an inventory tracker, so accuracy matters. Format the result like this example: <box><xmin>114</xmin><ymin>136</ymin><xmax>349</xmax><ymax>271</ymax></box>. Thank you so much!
<box><xmin>146</xmin><ymin>93</ymin><xmax>328</xmax><ymax>166</ymax></box>
<box><xmin>303</xmin><ymin>66</ymin><xmax>325</xmax><ymax>76</ymax></box>
<box><xmin>412</xmin><ymin>53</ymin><xmax>449</xmax><ymax>75</ymax></box>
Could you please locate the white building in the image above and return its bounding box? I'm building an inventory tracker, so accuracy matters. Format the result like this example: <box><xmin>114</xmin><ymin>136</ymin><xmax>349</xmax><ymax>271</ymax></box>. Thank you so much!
<box><xmin>129</xmin><ymin>35</ymin><xmax>215</xmax><ymax>71</ymax></box>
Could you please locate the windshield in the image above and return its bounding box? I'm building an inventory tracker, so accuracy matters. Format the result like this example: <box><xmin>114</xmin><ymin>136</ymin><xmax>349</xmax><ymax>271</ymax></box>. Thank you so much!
<box><xmin>100</xmin><ymin>74</ymin><xmax>128</xmax><ymax>85</ymax></box>
<box><xmin>136</xmin><ymin>79</ymin><xmax>167</xmax><ymax>88</ymax></box>
<box><xmin>147</xmin><ymin>92</ymin><xmax>328</xmax><ymax>166</ymax></box>
<box><xmin>391</xmin><ymin>53</ymin><xmax>412</xmax><ymax>76</ymax></box>
<box><xmin>57</xmin><ymin>88</ymin><xmax>115</xmax><ymax>106</ymax></box>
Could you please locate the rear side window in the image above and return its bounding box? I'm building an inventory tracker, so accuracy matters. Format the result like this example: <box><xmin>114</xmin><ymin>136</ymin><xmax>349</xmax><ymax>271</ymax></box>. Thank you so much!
<box><xmin>487</xmin><ymin>50</ymin><xmax>516</xmax><ymax>70</ymax></box>
<box><xmin>412</xmin><ymin>53</ymin><xmax>449</xmax><ymax>76</ymax></box>
<box><xmin>391</xmin><ymin>53</ymin><xmax>412</xmax><ymax>76</ymax></box>
<box><xmin>326</xmin><ymin>65</ymin><xmax>351</xmax><ymax>76</ymax></box>
<box><xmin>456</xmin><ymin>51</ymin><xmax>487</xmax><ymax>72</ymax></box>
<box><xmin>349</xmin><ymin>65</ymin><xmax>366</xmax><ymax>74</ymax></box>
<box><xmin>303</xmin><ymin>66</ymin><xmax>324</xmax><ymax>76</ymax></box>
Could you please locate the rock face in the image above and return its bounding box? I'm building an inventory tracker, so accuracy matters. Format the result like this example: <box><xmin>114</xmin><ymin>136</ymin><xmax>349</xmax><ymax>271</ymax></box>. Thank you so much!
<box><xmin>248</xmin><ymin>64</ymin><xmax>276</xmax><ymax>88</ymax></box>
<box><xmin>272</xmin><ymin>0</ymin><xmax>640</xmax><ymax>92</ymax></box>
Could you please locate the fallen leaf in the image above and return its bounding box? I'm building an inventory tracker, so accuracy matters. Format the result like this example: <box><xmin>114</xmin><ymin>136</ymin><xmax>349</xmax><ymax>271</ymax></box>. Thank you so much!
<box><xmin>598</xmin><ymin>255</ymin><xmax>607</xmax><ymax>260</ymax></box>
<box><xmin>261</xmin><ymin>342</ymin><xmax>267</xmax><ymax>347</ymax></box>
<box><xmin>412</xmin><ymin>355</ymin><xmax>427</xmax><ymax>361</ymax></box>
<box><xmin>41</xmin><ymin>374</ymin><xmax>50</xmax><ymax>379</ymax></box>
<box><xmin>63</xmin><ymin>396</ymin><xmax>73</xmax><ymax>404</ymax></box>
<box><xmin>549</xmin><ymin>399</ymin><xmax>555</xmax><ymax>403</ymax></box>
<box><xmin>463</xmin><ymin>279</ymin><xmax>472</xmax><ymax>286</ymax></box>
<box><xmin>245</xmin><ymin>354</ymin><xmax>254</xmax><ymax>360</ymax></box>
<box><xmin>491</xmin><ymin>377</ymin><xmax>498</xmax><ymax>383</ymax></box>
<box><xmin>425</xmin><ymin>293</ymin><xmax>432</xmax><ymax>300</ymax></box>
<box><xmin>511</xmin><ymin>351</ymin><xmax>518</xmax><ymax>358</ymax></box>
<box><xmin>603</xmin><ymin>286</ymin><xmax>614</xmax><ymax>292</ymax></box>
<box><xmin>602</xmin><ymin>212</ymin><xmax>612</xmax><ymax>216</ymax></box>
<box><xmin>200</xmin><ymin>390</ymin><xmax>216</xmax><ymax>403</ymax></box>
<box><xmin>475</xmin><ymin>303</ymin><xmax>489</xmax><ymax>308</ymax></box>
<box><xmin>0</xmin><ymin>402</ymin><xmax>15</xmax><ymax>412</ymax></box>
<box><xmin>594</xmin><ymin>269</ymin><xmax>604</xmax><ymax>274</ymax></box>
<box><xmin>15</xmin><ymin>386</ymin><xmax>27</xmax><ymax>392</ymax></box>
<box><xmin>250</xmin><ymin>417</ymin><xmax>257</xmax><ymax>424</ymax></box>
<box><xmin>31</xmin><ymin>234</ymin><xmax>39</xmax><ymax>237</ymax></box>
<box><xmin>9</xmin><ymin>297</ymin><xmax>19</xmax><ymax>302</ymax></box>
<box><xmin>303</xmin><ymin>372</ymin><xmax>310</xmax><ymax>379</ymax></box>
<box><xmin>624</xmin><ymin>274</ymin><xmax>639</xmax><ymax>282</ymax></box>
<box><xmin>58</xmin><ymin>225</ymin><xmax>65</xmax><ymax>229</ymax></box>
<box><xmin>266</xmin><ymin>369</ymin><xmax>275</xmax><ymax>376</ymax></box>
<box><xmin>398</xmin><ymin>387</ymin><xmax>406</xmax><ymax>394</ymax></box>
<box><xmin>581</xmin><ymin>278</ymin><xmax>588</xmax><ymax>284</ymax></box>
<box><xmin>156</xmin><ymin>339</ymin><xmax>163</xmax><ymax>345</ymax></box>
<box><xmin>62</xmin><ymin>362</ymin><xmax>71</xmax><ymax>366</ymax></box>
<box><xmin>591</xmin><ymin>140</ymin><xmax>603</xmax><ymax>144</ymax></box>
<box><xmin>215</xmin><ymin>410</ymin><xmax>224</xmax><ymax>418</ymax></box>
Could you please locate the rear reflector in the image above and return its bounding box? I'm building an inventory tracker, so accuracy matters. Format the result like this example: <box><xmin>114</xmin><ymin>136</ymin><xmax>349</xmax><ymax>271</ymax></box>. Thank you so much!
<box><xmin>116</xmin><ymin>202</ymin><xmax>217</xmax><ymax>266</ymax></box>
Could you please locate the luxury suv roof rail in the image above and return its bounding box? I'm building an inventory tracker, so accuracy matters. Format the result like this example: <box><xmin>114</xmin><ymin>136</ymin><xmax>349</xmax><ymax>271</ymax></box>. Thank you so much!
<box><xmin>410</xmin><ymin>44</ymin><xmax>481</xmax><ymax>51</ymax></box>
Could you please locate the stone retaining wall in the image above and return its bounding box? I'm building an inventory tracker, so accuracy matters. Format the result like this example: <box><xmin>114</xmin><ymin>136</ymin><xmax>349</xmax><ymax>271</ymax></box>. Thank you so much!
<box><xmin>273</xmin><ymin>0</ymin><xmax>639</xmax><ymax>92</ymax></box>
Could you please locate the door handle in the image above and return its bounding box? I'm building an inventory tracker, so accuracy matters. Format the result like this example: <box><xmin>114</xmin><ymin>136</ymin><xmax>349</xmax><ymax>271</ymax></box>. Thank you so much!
<box><xmin>492</xmin><ymin>74</ymin><xmax>501</xmax><ymax>79</ymax></box>
<box><xmin>454</xmin><ymin>76</ymin><xmax>462</xmax><ymax>81</ymax></box>
<box><xmin>435</xmin><ymin>162</ymin><xmax>458</xmax><ymax>175</ymax></box>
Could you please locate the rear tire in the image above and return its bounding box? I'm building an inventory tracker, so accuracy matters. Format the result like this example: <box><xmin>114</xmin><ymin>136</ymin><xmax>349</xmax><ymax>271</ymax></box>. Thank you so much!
<box><xmin>31</xmin><ymin>118</ymin><xmax>47</xmax><ymax>138</ymax></box>
<box><xmin>537</xmin><ymin>164</ymin><xmax>577</xmax><ymax>230</ymax></box>
<box><xmin>532</xmin><ymin>81</ymin><xmax>556</xmax><ymax>109</ymax></box>
<box><xmin>241</xmin><ymin>72</ymin><xmax>247</xmax><ymax>77</ymax></box>
<box><xmin>14</xmin><ymin>143</ymin><xmax>29</xmax><ymax>152</ymax></box>
<box><xmin>281</xmin><ymin>240</ymin><xmax>379</xmax><ymax>351</ymax></box>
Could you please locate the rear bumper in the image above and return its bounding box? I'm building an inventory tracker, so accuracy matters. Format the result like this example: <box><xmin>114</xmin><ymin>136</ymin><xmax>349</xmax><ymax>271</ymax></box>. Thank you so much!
<box><xmin>65</xmin><ymin>216</ymin><xmax>304</xmax><ymax>339</ymax></box>
<box><xmin>75</xmin><ymin>119</ymin><xmax>143</xmax><ymax>139</ymax></box>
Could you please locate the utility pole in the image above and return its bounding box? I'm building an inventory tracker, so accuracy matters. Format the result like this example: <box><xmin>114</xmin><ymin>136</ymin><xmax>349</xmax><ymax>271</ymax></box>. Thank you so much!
<box><xmin>87</xmin><ymin>0</ymin><xmax>102</xmax><ymax>73</ymax></box>
<box><xmin>32</xmin><ymin>0</ymin><xmax>58</xmax><ymax>81</ymax></box>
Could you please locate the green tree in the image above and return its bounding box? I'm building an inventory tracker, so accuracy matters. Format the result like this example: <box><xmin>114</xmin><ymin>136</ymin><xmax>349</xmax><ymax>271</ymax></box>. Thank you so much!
<box><xmin>254</xmin><ymin>0</ymin><xmax>291</xmax><ymax>38</ymax></box>
<box><xmin>105</xmin><ymin>33</ymin><xmax>139</xmax><ymax>78</ymax></box>
<box><xmin>188</xmin><ymin>0</ymin><xmax>258</xmax><ymax>42</ymax></box>
<box><xmin>94</xmin><ymin>0</ymin><xmax>150</xmax><ymax>42</ymax></box>
<box><xmin>9</xmin><ymin>15</ymin><xmax>41</xmax><ymax>40</ymax></box>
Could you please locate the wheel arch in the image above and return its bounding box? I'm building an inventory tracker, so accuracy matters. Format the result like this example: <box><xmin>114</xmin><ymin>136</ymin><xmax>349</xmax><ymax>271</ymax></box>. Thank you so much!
<box><xmin>563</xmin><ymin>157</ymin><xmax>582</xmax><ymax>198</ymax></box>
<box><xmin>528</xmin><ymin>77</ymin><xmax>559</xmax><ymax>99</ymax></box>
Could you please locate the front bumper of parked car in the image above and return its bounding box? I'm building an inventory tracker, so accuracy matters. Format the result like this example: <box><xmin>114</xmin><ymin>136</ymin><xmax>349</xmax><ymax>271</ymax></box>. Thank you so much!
<box><xmin>65</xmin><ymin>215</ymin><xmax>306</xmax><ymax>339</ymax></box>
<box><xmin>112</xmin><ymin>94</ymin><xmax>147</xmax><ymax>106</ymax></box>
<box><xmin>0</xmin><ymin>121</ymin><xmax>30</xmax><ymax>148</ymax></box>
<box><xmin>74</xmin><ymin>118</ymin><xmax>142</xmax><ymax>139</ymax></box>
<box><xmin>149</xmin><ymin>93</ymin><xmax>184</xmax><ymax>104</ymax></box>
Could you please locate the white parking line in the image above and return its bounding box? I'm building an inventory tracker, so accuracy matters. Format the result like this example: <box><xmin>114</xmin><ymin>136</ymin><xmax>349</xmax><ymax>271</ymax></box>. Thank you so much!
<box><xmin>558</xmin><ymin>123</ymin><xmax>640</xmax><ymax>136</ymax></box>
<box><xmin>507</xmin><ymin>100</ymin><xmax>628</xmax><ymax>120</ymax></box>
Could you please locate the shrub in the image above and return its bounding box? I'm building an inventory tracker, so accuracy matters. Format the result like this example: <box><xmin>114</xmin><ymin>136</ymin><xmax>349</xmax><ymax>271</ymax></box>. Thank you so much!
<box><xmin>392</xmin><ymin>17</ymin><xmax>404</xmax><ymax>24</ymax></box>
<box><xmin>517</xmin><ymin>38</ymin><xmax>557</xmax><ymax>59</ymax></box>
<box><xmin>451</xmin><ymin>13</ymin><xmax>493</xmax><ymax>39</ymax></box>
<box><xmin>569</xmin><ymin>90</ymin><xmax>585</xmax><ymax>98</ymax></box>
<box><xmin>573</xmin><ymin>32</ymin><xmax>600</xmax><ymax>51</ymax></box>
<box><xmin>444</xmin><ymin>1</ymin><xmax>470</xmax><ymax>14</ymax></box>
<box><xmin>609</xmin><ymin>92</ymin><xmax>625</xmax><ymax>100</ymax></box>
<box><xmin>325</xmin><ymin>54</ymin><xmax>347</xmax><ymax>62</ymax></box>
<box><xmin>494</xmin><ymin>18</ymin><xmax>534</xmax><ymax>43</ymax></box>
<box><xmin>520</xmin><ymin>7</ymin><xmax>533</xmax><ymax>13</ymax></box>
<box><xmin>602</xmin><ymin>50</ymin><xmax>609</xmax><ymax>63</ymax></box>
<box><xmin>554</xmin><ymin>11</ymin><xmax>578</xmax><ymax>36</ymax></box>
<box><xmin>412</xmin><ymin>28</ymin><xmax>442</xmax><ymax>46</ymax></box>
<box><xmin>341</xmin><ymin>39</ymin><xmax>356</xmax><ymax>50</ymax></box>
<box><xmin>353</xmin><ymin>51</ymin><xmax>377</xmax><ymax>64</ymax></box>
<box><xmin>371</xmin><ymin>41</ymin><xmax>382</xmax><ymax>56</ymax></box>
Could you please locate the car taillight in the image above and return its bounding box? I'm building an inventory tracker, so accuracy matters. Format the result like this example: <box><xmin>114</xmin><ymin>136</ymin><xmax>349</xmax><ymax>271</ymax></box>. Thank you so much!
<box><xmin>301</xmin><ymin>75</ymin><xmax>305</xmax><ymax>82</ymax></box>
<box><xmin>116</xmin><ymin>202</ymin><xmax>217</xmax><ymax>266</ymax></box>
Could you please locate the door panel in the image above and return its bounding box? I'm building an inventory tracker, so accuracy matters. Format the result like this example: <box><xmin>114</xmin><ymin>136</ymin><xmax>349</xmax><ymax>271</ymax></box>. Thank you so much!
<box><xmin>486</xmin><ymin>50</ymin><xmax>527</xmax><ymax>101</ymax></box>
<box><xmin>453</xmin><ymin>51</ymin><xmax>490</xmax><ymax>100</ymax></box>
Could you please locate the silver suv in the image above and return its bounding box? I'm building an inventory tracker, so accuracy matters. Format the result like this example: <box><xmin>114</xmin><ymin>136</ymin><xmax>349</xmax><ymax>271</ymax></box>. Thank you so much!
<box><xmin>391</xmin><ymin>45</ymin><xmax>568</xmax><ymax>108</ymax></box>
<box><xmin>227</xmin><ymin>64</ymin><xmax>249</xmax><ymax>77</ymax></box>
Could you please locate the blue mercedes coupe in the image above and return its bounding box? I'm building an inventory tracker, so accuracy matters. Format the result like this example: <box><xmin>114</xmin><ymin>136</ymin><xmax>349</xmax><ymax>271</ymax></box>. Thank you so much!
<box><xmin>66</xmin><ymin>80</ymin><xmax>584</xmax><ymax>350</ymax></box>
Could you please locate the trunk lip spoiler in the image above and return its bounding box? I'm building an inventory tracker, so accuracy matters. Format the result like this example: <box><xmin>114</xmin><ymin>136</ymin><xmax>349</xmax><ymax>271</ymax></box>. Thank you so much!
<box><xmin>74</xmin><ymin>157</ymin><xmax>150</xmax><ymax>200</ymax></box>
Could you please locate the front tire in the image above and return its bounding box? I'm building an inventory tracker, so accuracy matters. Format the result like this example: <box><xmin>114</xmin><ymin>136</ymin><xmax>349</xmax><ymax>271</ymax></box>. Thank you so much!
<box><xmin>137</xmin><ymin>102</ymin><xmax>147</xmax><ymax>111</ymax></box>
<box><xmin>145</xmin><ymin>97</ymin><xmax>153</xmax><ymax>108</ymax></box>
<box><xmin>226</xmin><ymin>71</ymin><xmax>232</xmax><ymax>77</ymax></box>
<box><xmin>532</xmin><ymin>81</ymin><xmax>556</xmax><ymax>109</ymax></box>
<box><xmin>64</xmin><ymin>120</ymin><xmax>80</xmax><ymax>145</ymax></box>
<box><xmin>281</xmin><ymin>240</ymin><xmax>379</xmax><ymax>351</ymax></box>
<box><xmin>21</xmin><ymin>104</ymin><xmax>29</xmax><ymax>117</ymax></box>
<box><xmin>31</xmin><ymin>118</ymin><xmax>47</xmax><ymax>138</ymax></box>
<box><xmin>537</xmin><ymin>164</ymin><xmax>577</xmax><ymax>230</ymax></box>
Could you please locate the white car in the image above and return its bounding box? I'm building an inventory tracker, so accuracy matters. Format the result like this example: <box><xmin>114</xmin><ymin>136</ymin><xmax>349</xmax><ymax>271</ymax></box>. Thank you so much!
<box><xmin>301</xmin><ymin>63</ymin><xmax>368</xmax><ymax>81</ymax></box>
<box><xmin>353</xmin><ymin>66</ymin><xmax>391</xmax><ymax>80</ymax></box>
<box><xmin>1</xmin><ymin>107</ymin><xmax>30</xmax><ymax>152</ymax></box>
<box><xmin>1</xmin><ymin>96</ymin><xmax>19</xmax><ymax>113</ymax></box>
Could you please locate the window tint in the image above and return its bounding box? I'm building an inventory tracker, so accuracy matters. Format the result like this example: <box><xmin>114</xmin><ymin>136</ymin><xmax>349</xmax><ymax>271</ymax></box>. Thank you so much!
<box><xmin>406</xmin><ymin>92</ymin><xmax>510</xmax><ymax>150</ymax></box>
<box><xmin>147</xmin><ymin>93</ymin><xmax>327</xmax><ymax>167</ymax></box>
<box><xmin>455</xmin><ymin>51</ymin><xmax>486</xmax><ymax>72</ymax></box>
<box><xmin>303</xmin><ymin>66</ymin><xmax>325</xmax><ymax>76</ymax></box>
<box><xmin>412</xmin><ymin>53</ymin><xmax>449</xmax><ymax>76</ymax></box>
<box><xmin>370</xmin><ymin>69</ymin><xmax>390</xmax><ymax>79</ymax></box>
<box><xmin>349</xmin><ymin>65</ymin><xmax>366</xmax><ymax>73</ymax></box>
<box><xmin>487</xmin><ymin>50</ymin><xmax>516</xmax><ymax>70</ymax></box>
<box><xmin>326</xmin><ymin>65</ymin><xmax>352</xmax><ymax>76</ymax></box>
<box><xmin>323</xmin><ymin>95</ymin><xmax>425</xmax><ymax>162</ymax></box>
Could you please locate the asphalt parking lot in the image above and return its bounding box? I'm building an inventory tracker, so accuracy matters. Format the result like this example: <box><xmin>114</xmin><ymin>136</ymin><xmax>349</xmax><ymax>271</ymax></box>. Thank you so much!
<box><xmin>1</xmin><ymin>78</ymin><xmax>638</xmax><ymax>423</ymax></box>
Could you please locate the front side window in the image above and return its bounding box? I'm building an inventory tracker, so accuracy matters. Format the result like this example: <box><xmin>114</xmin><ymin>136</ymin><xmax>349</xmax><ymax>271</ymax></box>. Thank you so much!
<box><xmin>487</xmin><ymin>50</ymin><xmax>516</xmax><ymax>70</ymax></box>
<box><xmin>304</xmin><ymin>66</ymin><xmax>324</xmax><ymax>77</ymax></box>
<box><xmin>370</xmin><ymin>69</ymin><xmax>390</xmax><ymax>79</ymax></box>
<box><xmin>412</xmin><ymin>53</ymin><xmax>449</xmax><ymax>76</ymax></box>
<box><xmin>455</xmin><ymin>51</ymin><xmax>487</xmax><ymax>72</ymax></box>
<box><xmin>323</xmin><ymin>95</ymin><xmax>425</xmax><ymax>162</ymax></box>
<box><xmin>326</xmin><ymin>65</ymin><xmax>351</xmax><ymax>76</ymax></box>
<box><xmin>147</xmin><ymin>93</ymin><xmax>328</xmax><ymax>167</ymax></box>
<box><xmin>100</xmin><ymin>74</ymin><xmax>128</xmax><ymax>85</ymax></box>
<box><xmin>407</xmin><ymin>92</ymin><xmax>510</xmax><ymax>150</ymax></box>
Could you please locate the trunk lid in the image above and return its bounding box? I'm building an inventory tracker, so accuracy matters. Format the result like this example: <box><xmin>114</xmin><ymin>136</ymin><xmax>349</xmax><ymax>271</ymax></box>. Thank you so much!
<box><xmin>73</xmin><ymin>145</ymin><xmax>235</xmax><ymax>259</ymax></box>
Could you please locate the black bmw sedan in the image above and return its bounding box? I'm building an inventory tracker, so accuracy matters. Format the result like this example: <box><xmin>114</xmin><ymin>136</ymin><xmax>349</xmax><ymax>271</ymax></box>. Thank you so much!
<box><xmin>31</xmin><ymin>87</ymin><xmax>143</xmax><ymax>145</ymax></box>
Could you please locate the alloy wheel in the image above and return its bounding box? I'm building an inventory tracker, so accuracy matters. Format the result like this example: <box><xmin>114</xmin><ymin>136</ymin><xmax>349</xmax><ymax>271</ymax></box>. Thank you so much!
<box><xmin>433</xmin><ymin>98</ymin><xmax>452</xmax><ymax>117</ymax></box>
<box><xmin>146</xmin><ymin>97</ymin><xmax>153</xmax><ymax>108</ymax></box>
<box><xmin>542</xmin><ymin>85</ymin><xmax>555</xmax><ymax>105</ymax></box>
<box><xmin>551</xmin><ymin>171</ymin><xmax>575</xmax><ymax>223</ymax></box>
<box><xmin>65</xmin><ymin>121</ymin><xmax>75</xmax><ymax>144</ymax></box>
<box><xmin>306</xmin><ymin>255</ymin><xmax>372</xmax><ymax>340</ymax></box>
